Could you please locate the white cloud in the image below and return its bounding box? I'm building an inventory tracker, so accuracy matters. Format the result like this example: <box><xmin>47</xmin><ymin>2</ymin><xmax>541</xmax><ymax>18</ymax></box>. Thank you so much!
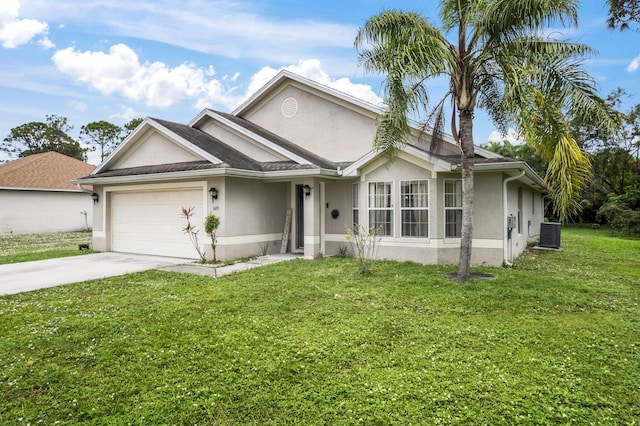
<box><xmin>110</xmin><ymin>106</ymin><xmax>142</xmax><ymax>122</ymax></box>
<box><xmin>52</xmin><ymin>43</ymin><xmax>224</xmax><ymax>108</ymax></box>
<box><xmin>69</xmin><ymin>100</ymin><xmax>87</xmax><ymax>112</ymax></box>
<box><xmin>628</xmin><ymin>54</ymin><xmax>640</xmax><ymax>72</ymax></box>
<box><xmin>17</xmin><ymin>0</ymin><xmax>356</xmax><ymax>67</ymax></box>
<box><xmin>245</xmin><ymin>59</ymin><xmax>383</xmax><ymax>107</ymax></box>
<box><xmin>37</xmin><ymin>36</ymin><xmax>54</xmax><ymax>49</ymax></box>
<box><xmin>0</xmin><ymin>0</ymin><xmax>49</xmax><ymax>48</ymax></box>
<box><xmin>487</xmin><ymin>129</ymin><xmax>526</xmax><ymax>145</ymax></box>
<box><xmin>51</xmin><ymin>44</ymin><xmax>383</xmax><ymax>113</ymax></box>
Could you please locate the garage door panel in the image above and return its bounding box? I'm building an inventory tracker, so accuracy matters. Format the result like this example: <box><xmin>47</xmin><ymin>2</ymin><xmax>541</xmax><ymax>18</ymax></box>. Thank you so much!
<box><xmin>111</xmin><ymin>189</ymin><xmax>204</xmax><ymax>258</ymax></box>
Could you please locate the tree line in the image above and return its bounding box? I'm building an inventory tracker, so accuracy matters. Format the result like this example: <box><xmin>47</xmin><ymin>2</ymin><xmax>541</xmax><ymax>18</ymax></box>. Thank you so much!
<box><xmin>483</xmin><ymin>89</ymin><xmax>640</xmax><ymax>231</ymax></box>
<box><xmin>1</xmin><ymin>116</ymin><xmax>143</xmax><ymax>164</ymax></box>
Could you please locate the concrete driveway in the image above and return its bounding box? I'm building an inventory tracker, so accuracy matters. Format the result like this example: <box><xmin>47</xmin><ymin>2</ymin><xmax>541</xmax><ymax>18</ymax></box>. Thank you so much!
<box><xmin>0</xmin><ymin>252</ymin><xmax>187</xmax><ymax>296</ymax></box>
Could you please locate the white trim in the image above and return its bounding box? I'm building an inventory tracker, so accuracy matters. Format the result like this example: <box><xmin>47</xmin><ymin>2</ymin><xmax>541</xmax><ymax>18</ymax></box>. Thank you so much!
<box><xmin>429</xmin><ymin>238</ymin><xmax>503</xmax><ymax>249</ymax></box>
<box><xmin>77</xmin><ymin>167</ymin><xmax>341</xmax><ymax>185</ymax></box>
<box><xmin>324</xmin><ymin>234</ymin><xmax>502</xmax><ymax>250</ymax></box>
<box><xmin>0</xmin><ymin>187</ymin><xmax>86</xmax><ymax>193</ymax></box>
<box><xmin>232</xmin><ymin>70</ymin><xmax>384</xmax><ymax>117</ymax></box>
<box><xmin>93</xmin><ymin>230</ymin><xmax>106</xmax><ymax>238</ymax></box>
<box><xmin>217</xmin><ymin>233</ymin><xmax>282</xmax><ymax>245</ymax></box>
<box><xmin>104</xmin><ymin>181</ymin><xmax>207</xmax><ymax>193</ymax></box>
<box><xmin>304</xmin><ymin>235</ymin><xmax>321</xmax><ymax>245</ymax></box>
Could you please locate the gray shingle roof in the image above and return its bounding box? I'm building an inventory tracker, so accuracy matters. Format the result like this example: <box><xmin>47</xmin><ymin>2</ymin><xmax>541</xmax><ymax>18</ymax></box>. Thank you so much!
<box><xmin>151</xmin><ymin>118</ymin><xmax>262</xmax><ymax>171</ymax></box>
<box><xmin>210</xmin><ymin>111</ymin><xmax>338</xmax><ymax>169</ymax></box>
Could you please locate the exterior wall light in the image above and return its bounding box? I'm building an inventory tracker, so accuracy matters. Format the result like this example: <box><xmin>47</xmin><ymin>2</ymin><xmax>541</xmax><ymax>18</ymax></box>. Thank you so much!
<box><xmin>209</xmin><ymin>187</ymin><xmax>218</xmax><ymax>201</ymax></box>
<box><xmin>302</xmin><ymin>184</ymin><xmax>312</xmax><ymax>197</ymax></box>
<box><xmin>91</xmin><ymin>192</ymin><xmax>99</xmax><ymax>204</ymax></box>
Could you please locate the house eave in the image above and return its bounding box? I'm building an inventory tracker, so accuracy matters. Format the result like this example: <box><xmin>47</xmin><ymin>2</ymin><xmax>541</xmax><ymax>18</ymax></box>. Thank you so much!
<box><xmin>74</xmin><ymin>167</ymin><xmax>342</xmax><ymax>185</ymax></box>
<box><xmin>0</xmin><ymin>186</ymin><xmax>85</xmax><ymax>193</ymax></box>
<box><xmin>451</xmin><ymin>161</ymin><xmax>546</xmax><ymax>191</ymax></box>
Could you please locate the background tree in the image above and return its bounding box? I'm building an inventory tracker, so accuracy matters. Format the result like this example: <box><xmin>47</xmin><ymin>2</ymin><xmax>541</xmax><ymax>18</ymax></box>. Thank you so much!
<box><xmin>1</xmin><ymin>115</ymin><xmax>86</xmax><ymax>161</ymax></box>
<box><xmin>80</xmin><ymin>120</ymin><xmax>123</xmax><ymax>161</ymax></box>
<box><xmin>482</xmin><ymin>140</ymin><xmax>548</xmax><ymax>177</ymax></box>
<box><xmin>607</xmin><ymin>0</ymin><xmax>640</xmax><ymax>30</ymax></box>
<box><xmin>122</xmin><ymin>118</ymin><xmax>144</xmax><ymax>140</ymax></box>
<box><xmin>355</xmin><ymin>1</ymin><xmax>618</xmax><ymax>281</ymax></box>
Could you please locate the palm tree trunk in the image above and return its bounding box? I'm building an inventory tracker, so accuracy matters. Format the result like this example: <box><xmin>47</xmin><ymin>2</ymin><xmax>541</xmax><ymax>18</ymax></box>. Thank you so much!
<box><xmin>458</xmin><ymin>109</ymin><xmax>475</xmax><ymax>282</ymax></box>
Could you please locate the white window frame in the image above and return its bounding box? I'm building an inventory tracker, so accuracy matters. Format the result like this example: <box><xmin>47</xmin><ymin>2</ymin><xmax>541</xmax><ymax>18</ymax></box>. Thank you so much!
<box><xmin>368</xmin><ymin>181</ymin><xmax>393</xmax><ymax>236</ymax></box>
<box><xmin>444</xmin><ymin>179</ymin><xmax>463</xmax><ymax>238</ymax></box>
<box><xmin>400</xmin><ymin>179</ymin><xmax>429</xmax><ymax>238</ymax></box>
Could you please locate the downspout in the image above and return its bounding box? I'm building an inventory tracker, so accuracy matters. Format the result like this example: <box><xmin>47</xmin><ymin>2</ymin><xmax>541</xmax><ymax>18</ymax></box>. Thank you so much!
<box><xmin>503</xmin><ymin>170</ymin><xmax>525</xmax><ymax>266</ymax></box>
<box><xmin>76</xmin><ymin>183</ymin><xmax>93</xmax><ymax>194</ymax></box>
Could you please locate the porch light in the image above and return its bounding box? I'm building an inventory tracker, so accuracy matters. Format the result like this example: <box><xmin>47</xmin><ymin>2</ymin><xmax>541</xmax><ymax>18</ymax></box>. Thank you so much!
<box><xmin>302</xmin><ymin>184</ymin><xmax>312</xmax><ymax>197</ymax></box>
<box><xmin>91</xmin><ymin>192</ymin><xmax>99</xmax><ymax>204</ymax></box>
<box><xmin>209</xmin><ymin>187</ymin><xmax>218</xmax><ymax>201</ymax></box>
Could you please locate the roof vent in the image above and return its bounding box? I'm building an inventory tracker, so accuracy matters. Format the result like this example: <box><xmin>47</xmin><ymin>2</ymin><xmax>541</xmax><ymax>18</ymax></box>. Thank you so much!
<box><xmin>281</xmin><ymin>97</ymin><xmax>298</xmax><ymax>118</ymax></box>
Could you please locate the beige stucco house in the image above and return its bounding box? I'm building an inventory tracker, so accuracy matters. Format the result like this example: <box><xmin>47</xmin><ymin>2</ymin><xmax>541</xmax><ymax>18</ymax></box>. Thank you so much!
<box><xmin>76</xmin><ymin>70</ymin><xmax>545</xmax><ymax>266</ymax></box>
<box><xmin>1</xmin><ymin>152</ymin><xmax>95</xmax><ymax>235</ymax></box>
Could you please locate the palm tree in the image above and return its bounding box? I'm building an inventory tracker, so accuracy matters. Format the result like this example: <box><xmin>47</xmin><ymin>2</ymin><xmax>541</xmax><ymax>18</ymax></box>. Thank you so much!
<box><xmin>355</xmin><ymin>0</ymin><xmax>619</xmax><ymax>282</ymax></box>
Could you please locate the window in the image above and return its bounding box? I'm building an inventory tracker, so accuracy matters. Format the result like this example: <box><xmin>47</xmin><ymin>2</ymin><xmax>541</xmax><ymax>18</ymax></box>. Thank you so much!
<box><xmin>532</xmin><ymin>190</ymin><xmax>536</xmax><ymax>215</ymax></box>
<box><xmin>352</xmin><ymin>183</ymin><xmax>359</xmax><ymax>229</ymax></box>
<box><xmin>444</xmin><ymin>179</ymin><xmax>462</xmax><ymax>238</ymax></box>
<box><xmin>368</xmin><ymin>182</ymin><xmax>393</xmax><ymax>236</ymax></box>
<box><xmin>401</xmin><ymin>180</ymin><xmax>429</xmax><ymax>237</ymax></box>
<box><xmin>517</xmin><ymin>187</ymin><xmax>523</xmax><ymax>234</ymax></box>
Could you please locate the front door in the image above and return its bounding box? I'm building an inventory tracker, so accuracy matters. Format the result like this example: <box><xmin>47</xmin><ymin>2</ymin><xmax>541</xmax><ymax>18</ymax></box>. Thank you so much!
<box><xmin>296</xmin><ymin>184</ymin><xmax>304</xmax><ymax>250</ymax></box>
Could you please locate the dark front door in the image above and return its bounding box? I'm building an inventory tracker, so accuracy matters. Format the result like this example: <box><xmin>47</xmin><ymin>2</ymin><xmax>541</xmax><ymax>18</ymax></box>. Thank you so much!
<box><xmin>296</xmin><ymin>184</ymin><xmax>304</xmax><ymax>249</ymax></box>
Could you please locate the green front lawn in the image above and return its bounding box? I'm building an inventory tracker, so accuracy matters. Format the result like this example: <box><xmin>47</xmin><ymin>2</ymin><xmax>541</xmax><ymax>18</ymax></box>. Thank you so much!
<box><xmin>0</xmin><ymin>232</ymin><xmax>93</xmax><ymax>264</ymax></box>
<box><xmin>1</xmin><ymin>228</ymin><xmax>638</xmax><ymax>424</ymax></box>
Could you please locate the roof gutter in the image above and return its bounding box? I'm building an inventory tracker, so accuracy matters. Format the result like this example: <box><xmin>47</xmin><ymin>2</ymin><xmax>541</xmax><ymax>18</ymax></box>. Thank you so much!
<box><xmin>72</xmin><ymin>167</ymin><xmax>343</xmax><ymax>185</ymax></box>
<box><xmin>76</xmin><ymin>183</ymin><xmax>94</xmax><ymax>194</ymax></box>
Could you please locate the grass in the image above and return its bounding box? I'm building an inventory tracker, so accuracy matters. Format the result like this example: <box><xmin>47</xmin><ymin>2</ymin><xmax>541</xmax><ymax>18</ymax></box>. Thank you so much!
<box><xmin>1</xmin><ymin>227</ymin><xmax>638</xmax><ymax>424</ymax></box>
<box><xmin>0</xmin><ymin>232</ymin><xmax>93</xmax><ymax>264</ymax></box>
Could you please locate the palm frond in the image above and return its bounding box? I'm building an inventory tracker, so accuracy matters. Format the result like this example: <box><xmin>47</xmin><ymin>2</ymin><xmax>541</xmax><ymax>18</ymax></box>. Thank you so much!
<box><xmin>544</xmin><ymin>134</ymin><xmax>592</xmax><ymax>222</ymax></box>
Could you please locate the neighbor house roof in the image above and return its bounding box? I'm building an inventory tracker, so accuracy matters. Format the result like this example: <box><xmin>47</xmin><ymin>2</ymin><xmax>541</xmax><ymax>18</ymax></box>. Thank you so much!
<box><xmin>0</xmin><ymin>152</ymin><xmax>95</xmax><ymax>191</ymax></box>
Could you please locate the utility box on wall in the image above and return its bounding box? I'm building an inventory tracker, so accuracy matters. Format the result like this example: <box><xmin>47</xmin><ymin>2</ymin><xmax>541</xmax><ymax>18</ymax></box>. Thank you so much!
<box><xmin>539</xmin><ymin>222</ymin><xmax>562</xmax><ymax>249</ymax></box>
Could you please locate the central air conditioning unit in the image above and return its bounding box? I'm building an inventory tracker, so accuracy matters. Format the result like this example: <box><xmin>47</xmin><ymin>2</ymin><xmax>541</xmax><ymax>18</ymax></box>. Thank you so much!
<box><xmin>539</xmin><ymin>222</ymin><xmax>562</xmax><ymax>249</ymax></box>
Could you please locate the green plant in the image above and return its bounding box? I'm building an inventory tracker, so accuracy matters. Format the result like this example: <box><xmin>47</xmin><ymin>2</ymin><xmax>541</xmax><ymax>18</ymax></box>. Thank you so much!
<box><xmin>597</xmin><ymin>197</ymin><xmax>640</xmax><ymax>233</ymax></box>
<box><xmin>179</xmin><ymin>206</ymin><xmax>207</xmax><ymax>262</ymax></box>
<box><xmin>258</xmin><ymin>241</ymin><xmax>269</xmax><ymax>256</ymax></box>
<box><xmin>336</xmin><ymin>244</ymin><xmax>349</xmax><ymax>258</ymax></box>
<box><xmin>346</xmin><ymin>224</ymin><xmax>382</xmax><ymax>274</ymax></box>
<box><xmin>204</xmin><ymin>213</ymin><xmax>220</xmax><ymax>262</ymax></box>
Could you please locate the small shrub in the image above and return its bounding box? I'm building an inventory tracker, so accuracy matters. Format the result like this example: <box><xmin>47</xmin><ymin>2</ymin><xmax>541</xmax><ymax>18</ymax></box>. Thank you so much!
<box><xmin>336</xmin><ymin>244</ymin><xmax>349</xmax><ymax>258</ymax></box>
<box><xmin>204</xmin><ymin>213</ymin><xmax>220</xmax><ymax>262</ymax></box>
<box><xmin>258</xmin><ymin>241</ymin><xmax>269</xmax><ymax>256</ymax></box>
<box><xmin>597</xmin><ymin>196</ymin><xmax>640</xmax><ymax>234</ymax></box>
<box><xmin>346</xmin><ymin>225</ymin><xmax>382</xmax><ymax>274</ymax></box>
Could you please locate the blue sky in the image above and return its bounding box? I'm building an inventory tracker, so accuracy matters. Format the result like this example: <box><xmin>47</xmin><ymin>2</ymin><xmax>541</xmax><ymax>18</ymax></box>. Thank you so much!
<box><xmin>1</xmin><ymin>0</ymin><xmax>638</xmax><ymax>165</ymax></box>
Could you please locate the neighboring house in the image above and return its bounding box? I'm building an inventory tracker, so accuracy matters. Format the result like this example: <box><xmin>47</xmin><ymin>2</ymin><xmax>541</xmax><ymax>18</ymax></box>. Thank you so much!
<box><xmin>76</xmin><ymin>70</ymin><xmax>545</xmax><ymax>265</ymax></box>
<box><xmin>0</xmin><ymin>152</ymin><xmax>95</xmax><ymax>235</ymax></box>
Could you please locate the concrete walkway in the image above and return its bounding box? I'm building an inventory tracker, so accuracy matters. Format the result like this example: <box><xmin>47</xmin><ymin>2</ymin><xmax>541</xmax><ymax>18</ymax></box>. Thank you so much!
<box><xmin>160</xmin><ymin>253</ymin><xmax>301</xmax><ymax>278</ymax></box>
<box><xmin>0</xmin><ymin>253</ymin><xmax>301</xmax><ymax>296</ymax></box>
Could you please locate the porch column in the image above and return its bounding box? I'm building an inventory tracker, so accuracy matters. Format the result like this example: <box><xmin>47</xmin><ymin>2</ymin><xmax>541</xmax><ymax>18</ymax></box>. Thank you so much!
<box><xmin>303</xmin><ymin>179</ymin><xmax>321</xmax><ymax>258</ymax></box>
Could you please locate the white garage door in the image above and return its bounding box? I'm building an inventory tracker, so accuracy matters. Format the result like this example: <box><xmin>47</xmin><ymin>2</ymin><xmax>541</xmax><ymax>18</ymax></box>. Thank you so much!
<box><xmin>111</xmin><ymin>188</ymin><xmax>204</xmax><ymax>258</ymax></box>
